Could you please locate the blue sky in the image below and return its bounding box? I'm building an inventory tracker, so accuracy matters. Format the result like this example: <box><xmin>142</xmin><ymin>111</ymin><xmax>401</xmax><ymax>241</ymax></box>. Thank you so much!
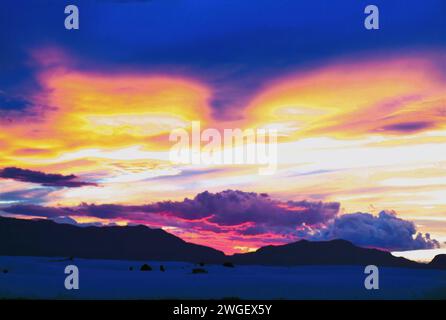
<box><xmin>1</xmin><ymin>0</ymin><xmax>445</xmax><ymax>115</ymax></box>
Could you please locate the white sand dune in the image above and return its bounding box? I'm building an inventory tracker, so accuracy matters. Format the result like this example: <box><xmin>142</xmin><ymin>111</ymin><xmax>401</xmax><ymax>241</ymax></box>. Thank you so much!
<box><xmin>1</xmin><ymin>256</ymin><xmax>446</xmax><ymax>300</ymax></box>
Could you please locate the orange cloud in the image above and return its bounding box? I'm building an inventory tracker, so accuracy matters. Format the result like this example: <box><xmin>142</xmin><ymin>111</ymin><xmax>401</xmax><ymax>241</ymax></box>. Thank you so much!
<box><xmin>0</xmin><ymin>65</ymin><xmax>213</xmax><ymax>172</ymax></box>
<box><xmin>244</xmin><ymin>54</ymin><xmax>446</xmax><ymax>139</ymax></box>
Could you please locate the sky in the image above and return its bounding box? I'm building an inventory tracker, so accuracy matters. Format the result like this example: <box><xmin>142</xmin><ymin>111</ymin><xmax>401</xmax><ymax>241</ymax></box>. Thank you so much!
<box><xmin>0</xmin><ymin>0</ymin><xmax>445</xmax><ymax>255</ymax></box>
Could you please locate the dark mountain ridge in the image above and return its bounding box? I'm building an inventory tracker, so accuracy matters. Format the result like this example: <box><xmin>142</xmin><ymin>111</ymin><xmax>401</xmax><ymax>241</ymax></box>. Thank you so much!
<box><xmin>229</xmin><ymin>239</ymin><xmax>423</xmax><ymax>268</ymax></box>
<box><xmin>0</xmin><ymin>216</ymin><xmax>225</xmax><ymax>263</ymax></box>
<box><xmin>0</xmin><ymin>216</ymin><xmax>442</xmax><ymax>268</ymax></box>
<box><xmin>428</xmin><ymin>254</ymin><xmax>446</xmax><ymax>269</ymax></box>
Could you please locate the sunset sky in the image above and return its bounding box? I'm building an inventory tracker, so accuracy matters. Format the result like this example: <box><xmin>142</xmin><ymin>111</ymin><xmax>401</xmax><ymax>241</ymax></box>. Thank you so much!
<box><xmin>0</xmin><ymin>0</ymin><xmax>445</xmax><ymax>255</ymax></box>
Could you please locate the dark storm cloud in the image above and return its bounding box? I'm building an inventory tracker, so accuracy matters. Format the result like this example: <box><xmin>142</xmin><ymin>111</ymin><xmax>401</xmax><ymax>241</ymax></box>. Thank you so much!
<box><xmin>139</xmin><ymin>190</ymin><xmax>340</xmax><ymax>226</ymax></box>
<box><xmin>3</xmin><ymin>190</ymin><xmax>340</xmax><ymax>224</ymax></box>
<box><xmin>304</xmin><ymin>210</ymin><xmax>440</xmax><ymax>251</ymax></box>
<box><xmin>0</xmin><ymin>167</ymin><xmax>97</xmax><ymax>188</ymax></box>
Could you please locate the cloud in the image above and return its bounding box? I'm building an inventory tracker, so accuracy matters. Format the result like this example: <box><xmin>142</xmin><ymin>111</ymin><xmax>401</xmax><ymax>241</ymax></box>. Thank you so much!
<box><xmin>0</xmin><ymin>188</ymin><xmax>54</xmax><ymax>207</ymax></box>
<box><xmin>2</xmin><ymin>189</ymin><xmax>438</xmax><ymax>252</ymax></box>
<box><xmin>245</xmin><ymin>54</ymin><xmax>446</xmax><ymax>140</ymax></box>
<box><xmin>0</xmin><ymin>167</ymin><xmax>97</xmax><ymax>188</ymax></box>
<box><xmin>51</xmin><ymin>216</ymin><xmax>117</xmax><ymax>228</ymax></box>
<box><xmin>2</xmin><ymin>0</ymin><xmax>444</xmax><ymax>117</ymax></box>
<box><xmin>141</xmin><ymin>190</ymin><xmax>340</xmax><ymax>227</ymax></box>
<box><xmin>3</xmin><ymin>190</ymin><xmax>340</xmax><ymax>225</ymax></box>
<box><xmin>303</xmin><ymin>210</ymin><xmax>440</xmax><ymax>251</ymax></box>
<box><xmin>381</xmin><ymin>121</ymin><xmax>435</xmax><ymax>133</ymax></box>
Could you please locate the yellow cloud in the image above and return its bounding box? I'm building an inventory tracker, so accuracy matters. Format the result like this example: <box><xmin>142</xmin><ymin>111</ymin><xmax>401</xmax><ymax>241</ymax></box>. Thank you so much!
<box><xmin>244</xmin><ymin>55</ymin><xmax>446</xmax><ymax>139</ymax></box>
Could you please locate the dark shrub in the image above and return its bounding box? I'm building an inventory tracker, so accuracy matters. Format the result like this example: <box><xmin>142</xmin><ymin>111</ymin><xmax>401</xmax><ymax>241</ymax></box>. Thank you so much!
<box><xmin>140</xmin><ymin>264</ymin><xmax>152</xmax><ymax>271</ymax></box>
<box><xmin>160</xmin><ymin>265</ymin><xmax>165</xmax><ymax>272</ymax></box>
<box><xmin>2</xmin><ymin>269</ymin><xmax>8</xmax><ymax>274</ymax></box>
<box><xmin>192</xmin><ymin>268</ymin><xmax>208</xmax><ymax>274</ymax></box>
<box><xmin>129</xmin><ymin>266</ymin><xmax>133</xmax><ymax>271</ymax></box>
<box><xmin>198</xmin><ymin>262</ymin><xmax>205</xmax><ymax>267</ymax></box>
<box><xmin>222</xmin><ymin>262</ymin><xmax>235</xmax><ymax>268</ymax></box>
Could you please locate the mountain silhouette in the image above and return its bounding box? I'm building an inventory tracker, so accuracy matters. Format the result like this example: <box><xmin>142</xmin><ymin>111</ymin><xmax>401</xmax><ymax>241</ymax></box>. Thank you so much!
<box><xmin>428</xmin><ymin>254</ymin><xmax>446</xmax><ymax>269</ymax></box>
<box><xmin>0</xmin><ymin>216</ymin><xmax>441</xmax><ymax>269</ymax></box>
<box><xmin>229</xmin><ymin>239</ymin><xmax>424</xmax><ymax>268</ymax></box>
<box><xmin>0</xmin><ymin>216</ymin><xmax>224</xmax><ymax>263</ymax></box>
